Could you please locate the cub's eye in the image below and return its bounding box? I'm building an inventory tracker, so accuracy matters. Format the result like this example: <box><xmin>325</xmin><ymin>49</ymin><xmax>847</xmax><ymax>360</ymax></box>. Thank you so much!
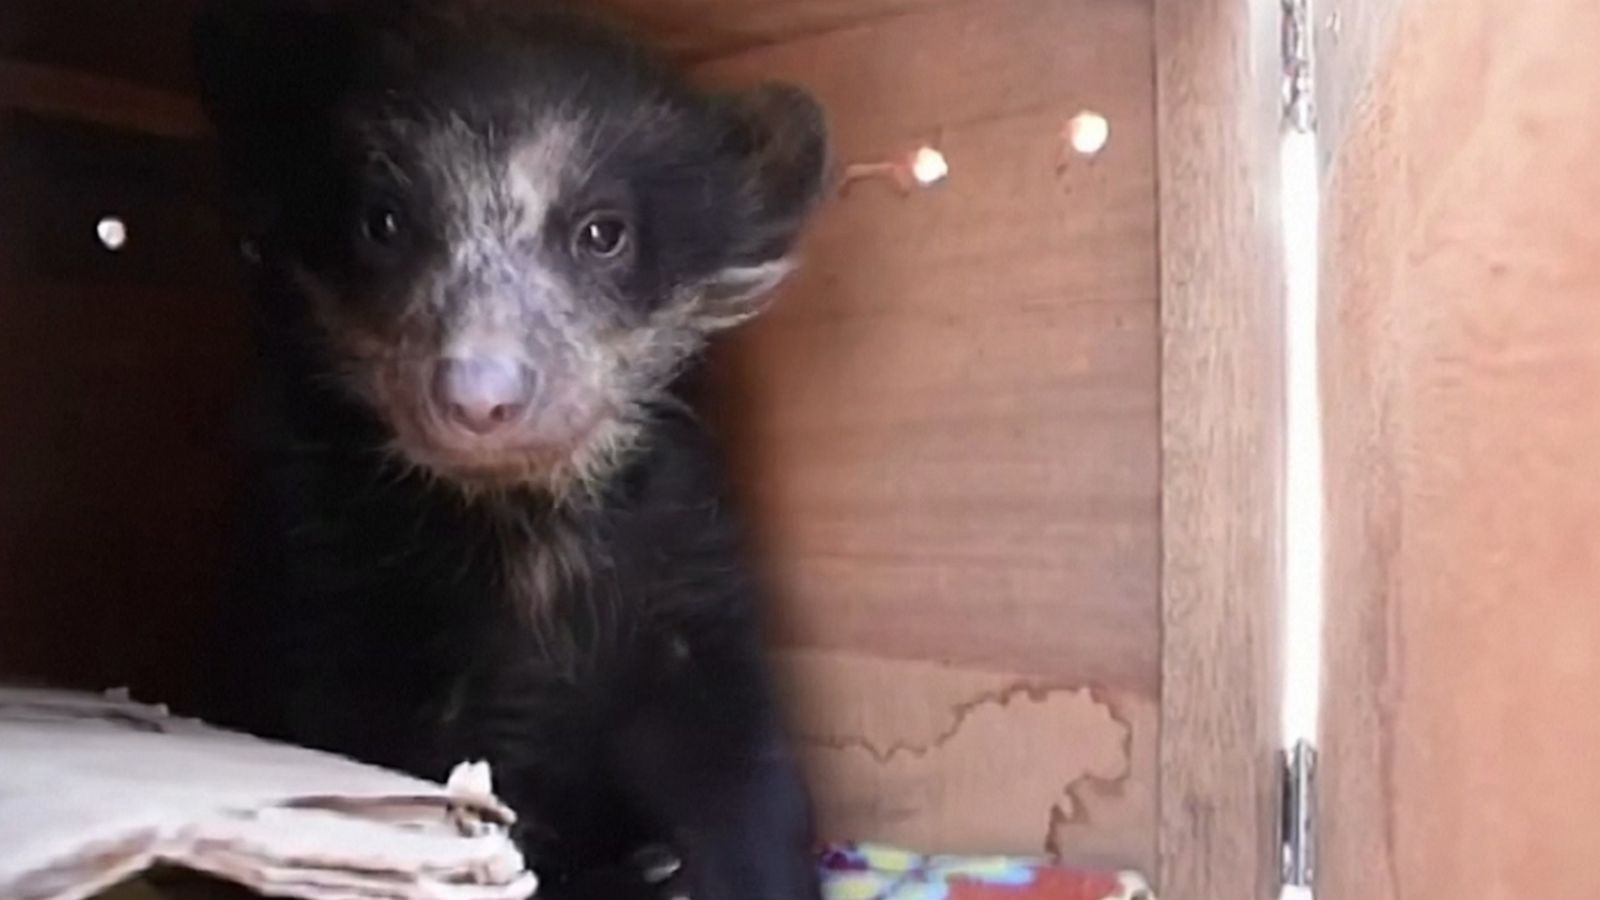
<box><xmin>574</xmin><ymin>214</ymin><xmax>630</xmax><ymax>259</ymax></box>
<box><xmin>361</xmin><ymin>204</ymin><xmax>405</xmax><ymax>248</ymax></box>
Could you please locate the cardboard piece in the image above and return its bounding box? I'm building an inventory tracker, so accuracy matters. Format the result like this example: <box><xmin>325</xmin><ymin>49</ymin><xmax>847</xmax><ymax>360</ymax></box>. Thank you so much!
<box><xmin>0</xmin><ymin>688</ymin><xmax>538</xmax><ymax>900</ymax></box>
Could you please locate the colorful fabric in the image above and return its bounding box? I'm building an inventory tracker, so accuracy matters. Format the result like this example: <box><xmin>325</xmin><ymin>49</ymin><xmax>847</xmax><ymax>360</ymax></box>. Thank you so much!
<box><xmin>818</xmin><ymin>844</ymin><xmax>1153</xmax><ymax>900</ymax></box>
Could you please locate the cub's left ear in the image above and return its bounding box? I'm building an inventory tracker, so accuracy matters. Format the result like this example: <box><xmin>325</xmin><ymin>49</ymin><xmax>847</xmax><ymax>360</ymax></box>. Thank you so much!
<box><xmin>700</xmin><ymin>82</ymin><xmax>831</xmax><ymax>326</ymax></box>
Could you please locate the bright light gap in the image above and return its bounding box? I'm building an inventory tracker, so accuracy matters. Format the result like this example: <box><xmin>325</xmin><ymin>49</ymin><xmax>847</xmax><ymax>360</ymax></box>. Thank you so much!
<box><xmin>1279</xmin><ymin>126</ymin><xmax>1324</xmax><ymax>900</ymax></box>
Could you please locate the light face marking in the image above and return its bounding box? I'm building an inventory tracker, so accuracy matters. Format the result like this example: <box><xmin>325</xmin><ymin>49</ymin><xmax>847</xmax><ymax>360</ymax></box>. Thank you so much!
<box><xmin>499</xmin><ymin>120</ymin><xmax>586</xmax><ymax>257</ymax></box>
<box><xmin>411</xmin><ymin>120</ymin><xmax>589</xmax><ymax>353</ymax></box>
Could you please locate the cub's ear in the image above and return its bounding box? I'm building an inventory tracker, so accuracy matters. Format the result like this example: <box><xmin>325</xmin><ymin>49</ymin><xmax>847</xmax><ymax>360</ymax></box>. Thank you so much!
<box><xmin>192</xmin><ymin>0</ymin><xmax>354</xmax><ymax>230</ymax></box>
<box><xmin>698</xmin><ymin>82</ymin><xmax>832</xmax><ymax>326</ymax></box>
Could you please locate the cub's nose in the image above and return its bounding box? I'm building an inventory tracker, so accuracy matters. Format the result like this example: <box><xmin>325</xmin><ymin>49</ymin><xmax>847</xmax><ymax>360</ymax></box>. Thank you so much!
<box><xmin>432</xmin><ymin>355</ymin><xmax>536</xmax><ymax>436</ymax></box>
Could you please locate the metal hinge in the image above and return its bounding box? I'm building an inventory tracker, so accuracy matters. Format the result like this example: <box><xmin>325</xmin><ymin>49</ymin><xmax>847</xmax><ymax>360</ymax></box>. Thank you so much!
<box><xmin>1282</xmin><ymin>0</ymin><xmax>1316</xmax><ymax>132</ymax></box>
<box><xmin>1280</xmin><ymin>740</ymin><xmax>1318</xmax><ymax>888</ymax></box>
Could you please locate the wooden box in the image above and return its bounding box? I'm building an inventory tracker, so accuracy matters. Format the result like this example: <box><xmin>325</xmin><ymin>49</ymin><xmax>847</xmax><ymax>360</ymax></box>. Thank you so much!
<box><xmin>6</xmin><ymin>1</ymin><xmax>1600</xmax><ymax>898</ymax></box>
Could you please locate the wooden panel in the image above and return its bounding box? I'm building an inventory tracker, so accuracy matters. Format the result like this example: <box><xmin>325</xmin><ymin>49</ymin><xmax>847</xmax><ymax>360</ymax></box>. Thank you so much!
<box><xmin>1</xmin><ymin>0</ymin><xmax>961</xmax><ymax>78</ymax></box>
<box><xmin>1153</xmin><ymin>0</ymin><xmax>1286</xmax><ymax>898</ymax></box>
<box><xmin>1320</xmin><ymin>0</ymin><xmax>1600</xmax><ymax>897</ymax></box>
<box><xmin>603</xmin><ymin>0</ymin><xmax>960</xmax><ymax>60</ymax></box>
<box><xmin>0</xmin><ymin>115</ymin><xmax>246</xmax><ymax>706</ymax></box>
<box><xmin>695</xmin><ymin>0</ymin><xmax>1159</xmax><ymax>870</ymax></box>
<box><xmin>0</xmin><ymin>0</ymin><xmax>202</xmax><ymax>93</ymax></box>
<box><xmin>0</xmin><ymin>59</ymin><xmax>207</xmax><ymax>140</ymax></box>
<box><xmin>0</xmin><ymin>115</ymin><xmax>226</xmax><ymax>288</ymax></box>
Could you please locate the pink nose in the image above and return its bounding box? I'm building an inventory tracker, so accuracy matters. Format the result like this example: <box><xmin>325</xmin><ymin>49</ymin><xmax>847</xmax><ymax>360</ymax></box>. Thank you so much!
<box><xmin>432</xmin><ymin>356</ymin><xmax>536</xmax><ymax>435</ymax></box>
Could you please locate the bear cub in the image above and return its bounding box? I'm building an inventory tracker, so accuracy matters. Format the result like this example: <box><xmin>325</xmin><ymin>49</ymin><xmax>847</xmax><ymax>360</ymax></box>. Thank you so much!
<box><xmin>192</xmin><ymin>3</ymin><xmax>830</xmax><ymax>899</ymax></box>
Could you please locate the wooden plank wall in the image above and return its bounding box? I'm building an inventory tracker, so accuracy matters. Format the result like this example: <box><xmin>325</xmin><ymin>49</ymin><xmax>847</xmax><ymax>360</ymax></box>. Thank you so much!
<box><xmin>0</xmin><ymin>113</ymin><xmax>245</xmax><ymax>706</ymax></box>
<box><xmin>1319</xmin><ymin>0</ymin><xmax>1600</xmax><ymax>897</ymax></box>
<box><xmin>1152</xmin><ymin>0</ymin><xmax>1286</xmax><ymax>897</ymax></box>
<box><xmin>604</xmin><ymin>0</ymin><xmax>958</xmax><ymax>60</ymax></box>
<box><xmin>0</xmin><ymin>0</ymin><xmax>203</xmax><ymax>94</ymax></box>
<box><xmin>694</xmin><ymin>0</ymin><xmax>1161</xmax><ymax>871</ymax></box>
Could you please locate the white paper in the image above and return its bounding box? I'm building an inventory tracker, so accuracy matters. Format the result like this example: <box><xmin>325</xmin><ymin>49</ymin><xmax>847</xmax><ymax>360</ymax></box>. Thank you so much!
<box><xmin>0</xmin><ymin>687</ymin><xmax>538</xmax><ymax>900</ymax></box>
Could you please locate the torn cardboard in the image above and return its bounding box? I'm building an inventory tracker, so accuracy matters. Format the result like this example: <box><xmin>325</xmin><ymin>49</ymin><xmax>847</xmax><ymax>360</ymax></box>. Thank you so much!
<box><xmin>0</xmin><ymin>687</ymin><xmax>538</xmax><ymax>900</ymax></box>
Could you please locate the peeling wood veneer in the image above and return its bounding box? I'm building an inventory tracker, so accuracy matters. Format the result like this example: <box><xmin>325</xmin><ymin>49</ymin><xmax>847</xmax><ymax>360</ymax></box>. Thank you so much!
<box><xmin>774</xmin><ymin>651</ymin><xmax>1153</xmax><ymax>870</ymax></box>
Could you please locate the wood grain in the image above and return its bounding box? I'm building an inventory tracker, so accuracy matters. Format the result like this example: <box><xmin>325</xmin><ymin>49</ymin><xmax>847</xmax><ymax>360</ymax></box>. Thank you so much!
<box><xmin>601</xmin><ymin>0</ymin><xmax>962</xmax><ymax>60</ymax></box>
<box><xmin>0</xmin><ymin>59</ymin><xmax>207</xmax><ymax>140</ymax></box>
<box><xmin>0</xmin><ymin>0</ymin><xmax>202</xmax><ymax>93</ymax></box>
<box><xmin>698</xmin><ymin>0</ymin><xmax>1160</xmax><ymax>691</ymax></box>
<box><xmin>1153</xmin><ymin>0</ymin><xmax>1286</xmax><ymax>897</ymax></box>
<box><xmin>1</xmin><ymin>0</ymin><xmax>965</xmax><ymax>78</ymax></box>
<box><xmin>695</xmin><ymin>0</ymin><xmax>1160</xmax><ymax>869</ymax></box>
<box><xmin>1320</xmin><ymin>0</ymin><xmax>1600</xmax><ymax>897</ymax></box>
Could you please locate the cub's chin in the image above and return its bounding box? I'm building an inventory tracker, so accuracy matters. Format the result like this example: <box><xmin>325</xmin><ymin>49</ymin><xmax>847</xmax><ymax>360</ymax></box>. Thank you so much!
<box><xmin>391</xmin><ymin>417</ymin><xmax>639</xmax><ymax>498</ymax></box>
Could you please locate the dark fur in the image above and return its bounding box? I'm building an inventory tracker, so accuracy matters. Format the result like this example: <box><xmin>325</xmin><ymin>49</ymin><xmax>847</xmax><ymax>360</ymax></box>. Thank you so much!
<box><xmin>191</xmin><ymin>3</ymin><xmax>829</xmax><ymax>900</ymax></box>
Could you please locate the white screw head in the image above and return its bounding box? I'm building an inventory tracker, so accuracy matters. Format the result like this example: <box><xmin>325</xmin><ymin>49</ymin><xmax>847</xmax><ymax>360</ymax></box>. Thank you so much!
<box><xmin>1067</xmin><ymin>111</ymin><xmax>1110</xmax><ymax>156</ymax></box>
<box><xmin>96</xmin><ymin>216</ymin><xmax>128</xmax><ymax>252</ymax></box>
<box><xmin>909</xmin><ymin>146</ymin><xmax>950</xmax><ymax>186</ymax></box>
